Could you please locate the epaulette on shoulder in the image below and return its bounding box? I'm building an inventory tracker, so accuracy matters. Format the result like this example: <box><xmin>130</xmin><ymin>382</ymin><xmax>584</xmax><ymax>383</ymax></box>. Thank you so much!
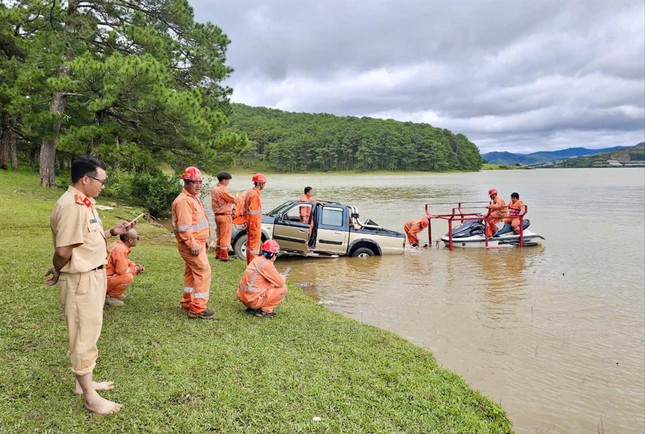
<box><xmin>74</xmin><ymin>194</ymin><xmax>92</xmax><ymax>207</ymax></box>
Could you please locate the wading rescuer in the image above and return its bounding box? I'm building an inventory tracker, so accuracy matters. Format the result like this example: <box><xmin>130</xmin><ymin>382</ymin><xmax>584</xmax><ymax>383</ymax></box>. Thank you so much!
<box><xmin>237</xmin><ymin>239</ymin><xmax>289</xmax><ymax>317</ymax></box>
<box><xmin>485</xmin><ymin>188</ymin><xmax>508</xmax><ymax>238</ymax></box>
<box><xmin>404</xmin><ymin>216</ymin><xmax>430</xmax><ymax>248</ymax></box>
<box><xmin>211</xmin><ymin>171</ymin><xmax>235</xmax><ymax>262</ymax></box>
<box><xmin>105</xmin><ymin>229</ymin><xmax>144</xmax><ymax>307</ymax></box>
<box><xmin>244</xmin><ymin>173</ymin><xmax>266</xmax><ymax>264</ymax></box>
<box><xmin>46</xmin><ymin>156</ymin><xmax>134</xmax><ymax>415</ymax></box>
<box><xmin>299</xmin><ymin>186</ymin><xmax>315</xmax><ymax>223</ymax></box>
<box><xmin>504</xmin><ymin>192</ymin><xmax>525</xmax><ymax>234</ymax></box>
<box><xmin>172</xmin><ymin>167</ymin><xmax>214</xmax><ymax>319</ymax></box>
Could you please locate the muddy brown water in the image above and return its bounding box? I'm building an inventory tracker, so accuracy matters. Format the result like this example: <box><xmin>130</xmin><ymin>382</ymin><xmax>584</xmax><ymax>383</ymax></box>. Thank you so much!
<box><xmin>200</xmin><ymin>168</ymin><xmax>644</xmax><ymax>433</ymax></box>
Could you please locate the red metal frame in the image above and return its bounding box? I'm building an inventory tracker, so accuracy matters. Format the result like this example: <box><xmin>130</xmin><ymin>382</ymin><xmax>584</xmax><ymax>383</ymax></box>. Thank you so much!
<box><xmin>423</xmin><ymin>202</ymin><xmax>528</xmax><ymax>250</ymax></box>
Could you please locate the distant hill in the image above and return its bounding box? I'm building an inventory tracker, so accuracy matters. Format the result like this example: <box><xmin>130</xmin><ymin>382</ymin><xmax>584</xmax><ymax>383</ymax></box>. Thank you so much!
<box><xmin>548</xmin><ymin>142</ymin><xmax>645</xmax><ymax>168</ymax></box>
<box><xmin>224</xmin><ymin>104</ymin><xmax>483</xmax><ymax>172</ymax></box>
<box><xmin>482</xmin><ymin>146</ymin><xmax>629</xmax><ymax>165</ymax></box>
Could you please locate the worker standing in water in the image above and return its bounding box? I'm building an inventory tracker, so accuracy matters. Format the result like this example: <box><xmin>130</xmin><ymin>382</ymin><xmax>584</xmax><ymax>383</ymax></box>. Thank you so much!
<box><xmin>211</xmin><ymin>171</ymin><xmax>236</xmax><ymax>262</ymax></box>
<box><xmin>244</xmin><ymin>173</ymin><xmax>266</xmax><ymax>264</ymax></box>
<box><xmin>299</xmin><ymin>186</ymin><xmax>315</xmax><ymax>223</ymax></box>
<box><xmin>485</xmin><ymin>188</ymin><xmax>508</xmax><ymax>238</ymax></box>
<box><xmin>403</xmin><ymin>216</ymin><xmax>430</xmax><ymax>248</ymax></box>
<box><xmin>504</xmin><ymin>192</ymin><xmax>525</xmax><ymax>234</ymax></box>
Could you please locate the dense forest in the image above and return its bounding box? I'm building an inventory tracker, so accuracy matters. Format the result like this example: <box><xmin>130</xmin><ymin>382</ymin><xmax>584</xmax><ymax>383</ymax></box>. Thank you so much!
<box><xmin>0</xmin><ymin>0</ymin><xmax>243</xmax><ymax>186</ymax></box>
<box><xmin>224</xmin><ymin>104</ymin><xmax>483</xmax><ymax>172</ymax></box>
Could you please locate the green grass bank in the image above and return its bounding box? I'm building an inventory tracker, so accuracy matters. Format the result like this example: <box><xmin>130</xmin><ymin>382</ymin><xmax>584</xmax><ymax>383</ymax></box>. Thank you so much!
<box><xmin>0</xmin><ymin>169</ymin><xmax>511</xmax><ymax>433</ymax></box>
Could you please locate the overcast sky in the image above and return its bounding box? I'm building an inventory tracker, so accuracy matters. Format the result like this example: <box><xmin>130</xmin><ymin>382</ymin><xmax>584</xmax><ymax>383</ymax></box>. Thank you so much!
<box><xmin>192</xmin><ymin>0</ymin><xmax>644</xmax><ymax>153</ymax></box>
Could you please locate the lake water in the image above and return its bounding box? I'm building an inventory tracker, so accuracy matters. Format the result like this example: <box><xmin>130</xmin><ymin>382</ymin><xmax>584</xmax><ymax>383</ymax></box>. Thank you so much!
<box><xmin>209</xmin><ymin>168</ymin><xmax>645</xmax><ymax>433</ymax></box>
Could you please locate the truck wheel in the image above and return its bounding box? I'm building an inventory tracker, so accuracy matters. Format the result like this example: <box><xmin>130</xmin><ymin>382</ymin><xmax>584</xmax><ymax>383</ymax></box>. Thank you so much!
<box><xmin>233</xmin><ymin>235</ymin><xmax>248</xmax><ymax>259</ymax></box>
<box><xmin>351</xmin><ymin>246</ymin><xmax>375</xmax><ymax>258</ymax></box>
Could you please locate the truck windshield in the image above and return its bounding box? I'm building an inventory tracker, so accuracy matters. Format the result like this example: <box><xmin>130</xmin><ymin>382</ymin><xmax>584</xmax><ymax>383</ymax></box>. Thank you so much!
<box><xmin>266</xmin><ymin>201</ymin><xmax>293</xmax><ymax>216</ymax></box>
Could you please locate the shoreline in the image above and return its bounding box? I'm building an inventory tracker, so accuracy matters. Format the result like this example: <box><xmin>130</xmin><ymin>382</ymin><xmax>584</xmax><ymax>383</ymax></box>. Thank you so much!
<box><xmin>0</xmin><ymin>168</ymin><xmax>511</xmax><ymax>432</ymax></box>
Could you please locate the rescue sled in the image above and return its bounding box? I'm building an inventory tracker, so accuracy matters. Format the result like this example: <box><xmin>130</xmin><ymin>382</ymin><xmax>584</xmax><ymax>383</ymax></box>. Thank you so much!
<box><xmin>440</xmin><ymin>219</ymin><xmax>544</xmax><ymax>248</ymax></box>
<box><xmin>424</xmin><ymin>202</ymin><xmax>545</xmax><ymax>250</ymax></box>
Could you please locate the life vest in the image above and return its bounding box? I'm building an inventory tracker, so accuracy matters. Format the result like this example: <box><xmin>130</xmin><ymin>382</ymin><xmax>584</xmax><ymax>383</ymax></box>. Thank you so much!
<box><xmin>232</xmin><ymin>191</ymin><xmax>248</xmax><ymax>225</ymax></box>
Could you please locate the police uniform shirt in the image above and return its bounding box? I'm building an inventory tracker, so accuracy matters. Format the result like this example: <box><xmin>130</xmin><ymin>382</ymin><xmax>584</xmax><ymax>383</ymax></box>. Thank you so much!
<box><xmin>50</xmin><ymin>186</ymin><xmax>107</xmax><ymax>273</ymax></box>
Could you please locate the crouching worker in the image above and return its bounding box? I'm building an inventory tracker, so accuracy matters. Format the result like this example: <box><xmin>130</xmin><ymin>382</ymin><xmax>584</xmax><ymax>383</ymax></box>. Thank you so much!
<box><xmin>403</xmin><ymin>216</ymin><xmax>430</xmax><ymax>248</ymax></box>
<box><xmin>105</xmin><ymin>229</ymin><xmax>144</xmax><ymax>307</ymax></box>
<box><xmin>237</xmin><ymin>239</ymin><xmax>288</xmax><ymax>317</ymax></box>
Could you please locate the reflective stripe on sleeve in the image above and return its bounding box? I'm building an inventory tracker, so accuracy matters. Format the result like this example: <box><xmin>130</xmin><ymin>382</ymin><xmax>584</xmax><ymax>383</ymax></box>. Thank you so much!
<box><xmin>247</xmin><ymin>210</ymin><xmax>262</xmax><ymax>215</ymax></box>
<box><xmin>248</xmin><ymin>249</ymin><xmax>260</xmax><ymax>255</ymax></box>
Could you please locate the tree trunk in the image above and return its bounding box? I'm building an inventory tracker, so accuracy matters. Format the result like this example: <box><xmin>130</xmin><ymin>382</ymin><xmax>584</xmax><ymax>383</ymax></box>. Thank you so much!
<box><xmin>38</xmin><ymin>0</ymin><xmax>79</xmax><ymax>187</ymax></box>
<box><xmin>39</xmin><ymin>90</ymin><xmax>66</xmax><ymax>187</ymax></box>
<box><xmin>9</xmin><ymin>116</ymin><xmax>17</xmax><ymax>167</ymax></box>
<box><xmin>0</xmin><ymin>110</ymin><xmax>9</xmax><ymax>170</ymax></box>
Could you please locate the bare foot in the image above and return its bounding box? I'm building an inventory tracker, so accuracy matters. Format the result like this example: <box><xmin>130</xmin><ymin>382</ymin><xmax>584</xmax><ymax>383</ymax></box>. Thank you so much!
<box><xmin>74</xmin><ymin>380</ymin><xmax>115</xmax><ymax>395</ymax></box>
<box><xmin>84</xmin><ymin>393</ymin><xmax>122</xmax><ymax>415</ymax></box>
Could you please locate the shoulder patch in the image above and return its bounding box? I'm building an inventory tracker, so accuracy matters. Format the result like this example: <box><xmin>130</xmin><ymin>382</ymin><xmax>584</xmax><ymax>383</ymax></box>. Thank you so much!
<box><xmin>73</xmin><ymin>194</ymin><xmax>92</xmax><ymax>207</ymax></box>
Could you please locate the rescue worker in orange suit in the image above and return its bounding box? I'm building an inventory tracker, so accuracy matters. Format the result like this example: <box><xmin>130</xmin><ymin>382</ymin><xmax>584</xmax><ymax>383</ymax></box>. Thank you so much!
<box><xmin>105</xmin><ymin>229</ymin><xmax>144</xmax><ymax>307</ymax></box>
<box><xmin>244</xmin><ymin>173</ymin><xmax>266</xmax><ymax>264</ymax></box>
<box><xmin>485</xmin><ymin>188</ymin><xmax>508</xmax><ymax>238</ymax></box>
<box><xmin>171</xmin><ymin>166</ymin><xmax>214</xmax><ymax>319</ymax></box>
<box><xmin>299</xmin><ymin>186</ymin><xmax>315</xmax><ymax>223</ymax></box>
<box><xmin>504</xmin><ymin>192</ymin><xmax>525</xmax><ymax>234</ymax></box>
<box><xmin>237</xmin><ymin>239</ymin><xmax>288</xmax><ymax>317</ymax></box>
<box><xmin>403</xmin><ymin>216</ymin><xmax>430</xmax><ymax>247</ymax></box>
<box><xmin>211</xmin><ymin>171</ymin><xmax>236</xmax><ymax>262</ymax></box>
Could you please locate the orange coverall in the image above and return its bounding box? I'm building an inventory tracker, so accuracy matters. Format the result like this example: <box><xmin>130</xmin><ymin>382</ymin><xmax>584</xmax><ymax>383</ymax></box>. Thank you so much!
<box><xmin>485</xmin><ymin>196</ymin><xmax>508</xmax><ymax>237</ymax></box>
<box><xmin>172</xmin><ymin>189</ymin><xmax>211</xmax><ymax>314</ymax></box>
<box><xmin>237</xmin><ymin>256</ymin><xmax>288</xmax><ymax>314</ymax></box>
<box><xmin>299</xmin><ymin>194</ymin><xmax>315</xmax><ymax>223</ymax></box>
<box><xmin>106</xmin><ymin>240</ymin><xmax>140</xmax><ymax>299</ymax></box>
<box><xmin>211</xmin><ymin>183</ymin><xmax>236</xmax><ymax>260</ymax></box>
<box><xmin>244</xmin><ymin>187</ymin><xmax>262</xmax><ymax>264</ymax></box>
<box><xmin>403</xmin><ymin>219</ymin><xmax>425</xmax><ymax>246</ymax></box>
<box><xmin>504</xmin><ymin>199</ymin><xmax>525</xmax><ymax>234</ymax></box>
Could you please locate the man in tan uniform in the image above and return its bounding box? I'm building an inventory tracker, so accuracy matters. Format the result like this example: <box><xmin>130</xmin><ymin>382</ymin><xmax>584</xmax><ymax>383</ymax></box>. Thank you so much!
<box><xmin>46</xmin><ymin>156</ymin><xmax>132</xmax><ymax>415</ymax></box>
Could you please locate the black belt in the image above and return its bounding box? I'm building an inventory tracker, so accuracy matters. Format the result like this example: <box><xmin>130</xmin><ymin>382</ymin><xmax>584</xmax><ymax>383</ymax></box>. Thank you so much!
<box><xmin>92</xmin><ymin>264</ymin><xmax>104</xmax><ymax>271</ymax></box>
<box><xmin>214</xmin><ymin>213</ymin><xmax>230</xmax><ymax>216</ymax></box>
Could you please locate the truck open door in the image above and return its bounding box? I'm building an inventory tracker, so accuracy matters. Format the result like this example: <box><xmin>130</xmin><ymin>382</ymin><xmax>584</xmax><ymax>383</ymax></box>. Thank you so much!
<box><xmin>314</xmin><ymin>205</ymin><xmax>350</xmax><ymax>255</ymax></box>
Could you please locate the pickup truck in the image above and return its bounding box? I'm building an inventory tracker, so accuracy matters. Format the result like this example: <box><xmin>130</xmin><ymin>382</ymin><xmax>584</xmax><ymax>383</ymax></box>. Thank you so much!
<box><xmin>231</xmin><ymin>200</ymin><xmax>405</xmax><ymax>259</ymax></box>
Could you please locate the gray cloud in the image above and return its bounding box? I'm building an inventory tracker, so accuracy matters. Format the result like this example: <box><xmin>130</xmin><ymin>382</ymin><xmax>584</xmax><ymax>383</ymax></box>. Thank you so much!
<box><xmin>193</xmin><ymin>0</ymin><xmax>644</xmax><ymax>152</ymax></box>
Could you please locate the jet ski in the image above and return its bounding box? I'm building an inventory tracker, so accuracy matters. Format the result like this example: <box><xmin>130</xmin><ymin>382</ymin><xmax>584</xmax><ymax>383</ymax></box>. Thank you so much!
<box><xmin>440</xmin><ymin>218</ymin><xmax>545</xmax><ymax>248</ymax></box>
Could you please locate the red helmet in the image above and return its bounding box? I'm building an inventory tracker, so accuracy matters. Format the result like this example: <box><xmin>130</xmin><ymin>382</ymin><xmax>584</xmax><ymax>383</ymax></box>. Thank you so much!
<box><xmin>182</xmin><ymin>166</ymin><xmax>203</xmax><ymax>181</ymax></box>
<box><xmin>488</xmin><ymin>188</ymin><xmax>497</xmax><ymax>196</ymax></box>
<box><xmin>252</xmin><ymin>172</ymin><xmax>267</xmax><ymax>183</ymax></box>
<box><xmin>421</xmin><ymin>216</ymin><xmax>430</xmax><ymax>228</ymax></box>
<box><xmin>261</xmin><ymin>239</ymin><xmax>280</xmax><ymax>254</ymax></box>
